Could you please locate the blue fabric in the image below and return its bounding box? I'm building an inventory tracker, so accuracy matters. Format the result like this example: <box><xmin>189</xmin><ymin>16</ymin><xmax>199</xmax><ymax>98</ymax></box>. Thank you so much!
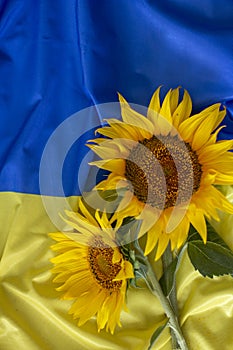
<box><xmin>0</xmin><ymin>0</ymin><xmax>233</xmax><ymax>196</ymax></box>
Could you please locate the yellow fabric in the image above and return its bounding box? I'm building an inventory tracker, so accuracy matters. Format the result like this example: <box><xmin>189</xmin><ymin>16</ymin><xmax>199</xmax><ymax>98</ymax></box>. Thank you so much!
<box><xmin>0</xmin><ymin>191</ymin><xmax>233</xmax><ymax>350</ymax></box>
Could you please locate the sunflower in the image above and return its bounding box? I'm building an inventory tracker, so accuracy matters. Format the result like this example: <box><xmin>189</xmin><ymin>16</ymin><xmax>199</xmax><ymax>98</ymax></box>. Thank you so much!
<box><xmin>88</xmin><ymin>87</ymin><xmax>233</xmax><ymax>260</ymax></box>
<box><xmin>49</xmin><ymin>199</ymin><xmax>134</xmax><ymax>334</ymax></box>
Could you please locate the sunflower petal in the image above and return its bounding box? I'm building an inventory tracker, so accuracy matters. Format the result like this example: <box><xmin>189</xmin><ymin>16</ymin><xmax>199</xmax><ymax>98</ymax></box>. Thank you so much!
<box><xmin>97</xmin><ymin>294</ymin><xmax>115</xmax><ymax>331</ymax></box>
<box><xmin>155</xmin><ymin>234</ymin><xmax>170</xmax><ymax>260</ymax></box>
<box><xmin>137</xmin><ymin>205</ymin><xmax>161</xmax><ymax>236</ymax></box>
<box><xmin>172</xmin><ymin>89</ymin><xmax>192</xmax><ymax>128</ymax></box>
<box><xmin>198</xmin><ymin>139</ymin><xmax>233</xmax><ymax>162</ymax></box>
<box><xmin>159</xmin><ymin>89</ymin><xmax>172</xmax><ymax>122</ymax></box>
<box><xmin>78</xmin><ymin>199</ymin><xmax>98</xmax><ymax>227</ymax></box>
<box><xmin>187</xmin><ymin>206</ymin><xmax>207</xmax><ymax>243</ymax></box>
<box><xmin>144</xmin><ymin>227</ymin><xmax>160</xmax><ymax>256</ymax></box>
<box><xmin>179</xmin><ymin>103</ymin><xmax>221</xmax><ymax>142</ymax></box>
<box><xmin>77</xmin><ymin>291</ymin><xmax>107</xmax><ymax>326</ymax></box>
<box><xmin>148</xmin><ymin>86</ymin><xmax>161</xmax><ymax>115</ymax></box>
<box><xmin>95</xmin><ymin>173</ymin><xmax>128</xmax><ymax>191</ymax></box>
<box><xmin>191</xmin><ymin>108</ymin><xmax>226</xmax><ymax>150</ymax></box>
<box><xmin>114</xmin><ymin>260</ymin><xmax>134</xmax><ymax>280</ymax></box>
<box><xmin>144</xmin><ymin>216</ymin><xmax>165</xmax><ymax>256</ymax></box>
<box><xmin>169</xmin><ymin>87</ymin><xmax>180</xmax><ymax>115</ymax></box>
<box><xmin>106</xmin><ymin>118</ymin><xmax>143</xmax><ymax>140</ymax></box>
<box><xmin>118</xmin><ymin>93</ymin><xmax>154</xmax><ymax>138</ymax></box>
<box><xmin>89</xmin><ymin>158</ymin><xmax>125</xmax><ymax>175</ymax></box>
<box><xmin>89</xmin><ymin>139</ymin><xmax>132</xmax><ymax>159</ymax></box>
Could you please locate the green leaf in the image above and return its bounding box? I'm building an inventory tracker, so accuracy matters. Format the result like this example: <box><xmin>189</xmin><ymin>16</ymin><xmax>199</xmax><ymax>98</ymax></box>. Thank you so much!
<box><xmin>159</xmin><ymin>257</ymin><xmax>178</xmax><ymax>296</ymax></box>
<box><xmin>187</xmin><ymin>233</ymin><xmax>233</xmax><ymax>278</ymax></box>
<box><xmin>188</xmin><ymin>222</ymin><xmax>229</xmax><ymax>250</ymax></box>
<box><xmin>147</xmin><ymin>321</ymin><xmax>168</xmax><ymax>350</ymax></box>
<box><xmin>205</xmin><ymin>222</ymin><xmax>231</xmax><ymax>249</ymax></box>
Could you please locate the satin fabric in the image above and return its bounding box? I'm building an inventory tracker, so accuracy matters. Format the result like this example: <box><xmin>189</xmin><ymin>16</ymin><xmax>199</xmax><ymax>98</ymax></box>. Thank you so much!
<box><xmin>1</xmin><ymin>1</ymin><xmax>233</xmax><ymax>349</ymax></box>
<box><xmin>0</xmin><ymin>0</ymin><xmax>233</xmax><ymax>196</ymax></box>
<box><xmin>0</xmin><ymin>190</ymin><xmax>233</xmax><ymax>350</ymax></box>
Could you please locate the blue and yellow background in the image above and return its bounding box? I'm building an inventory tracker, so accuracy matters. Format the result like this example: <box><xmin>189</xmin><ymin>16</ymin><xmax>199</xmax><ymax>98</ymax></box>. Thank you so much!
<box><xmin>0</xmin><ymin>1</ymin><xmax>233</xmax><ymax>349</ymax></box>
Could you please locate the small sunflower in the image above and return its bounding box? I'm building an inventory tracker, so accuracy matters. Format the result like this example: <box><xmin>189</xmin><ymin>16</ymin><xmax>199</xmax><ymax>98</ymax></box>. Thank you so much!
<box><xmin>88</xmin><ymin>87</ymin><xmax>233</xmax><ymax>260</ymax></box>
<box><xmin>49</xmin><ymin>199</ymin><xmax>134</xmax><ymax>334</ymax></box>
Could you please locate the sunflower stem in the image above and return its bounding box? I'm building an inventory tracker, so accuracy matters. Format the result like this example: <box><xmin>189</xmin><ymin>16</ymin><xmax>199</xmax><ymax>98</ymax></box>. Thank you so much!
<box><xmin>144</xmin><ymin>256</ymin><xmax>189</xmax><ymax>350</ymax></box>
<box><xmin>162</xmin><ymin>244</ymin><xmax>179</xmax><ymax>349</ymax></box>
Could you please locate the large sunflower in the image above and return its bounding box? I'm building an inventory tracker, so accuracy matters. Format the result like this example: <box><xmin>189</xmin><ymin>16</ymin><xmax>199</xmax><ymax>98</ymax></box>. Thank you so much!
<box><xmin>50</xmin><ymin>199</ymin><xmax>134</xmax><ymax>334</ymax></box>
<box><xmin>88</xmin><ymin>87</ymin><xmax>233</xmax><ymax>260</ymax></box>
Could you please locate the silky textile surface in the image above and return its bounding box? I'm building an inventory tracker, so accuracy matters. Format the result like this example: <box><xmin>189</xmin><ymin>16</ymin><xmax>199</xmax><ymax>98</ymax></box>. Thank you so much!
<box><xmin>0</xmin><ymin>0</ymin><xmax>233</xmax><ymax>195</ymax></box>
<box><xmin>0</xmin><ymin>192</ymin><xmax>233</xmax><ymax>350</ymax></box>
<box><xmin>1</xmin><ymin>1</ymin><xmax>233</xmax><ymax>350</ymax></box>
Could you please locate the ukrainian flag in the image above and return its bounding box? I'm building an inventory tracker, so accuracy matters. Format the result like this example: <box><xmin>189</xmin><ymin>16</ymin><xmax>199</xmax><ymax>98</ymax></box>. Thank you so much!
<box><xmin>0</xmin><ymin>1</ymin><xmax>233</xmax><ymax>349</ymax></box>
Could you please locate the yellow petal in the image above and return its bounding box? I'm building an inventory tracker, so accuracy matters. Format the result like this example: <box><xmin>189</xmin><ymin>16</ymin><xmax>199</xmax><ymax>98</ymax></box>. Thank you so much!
<box><xmin>50</xmin><ymin>240</ymin><xmax>80</xmax><ymax>253</ymax></box>
<box><xmin>112</xmin><ymin>291</ymin><xmax>125</xmax><ymax>327</ymax></box>
<box><xmin>187</xmin><ymin>206</ymin><xmax>207</xmax><ymax>243</ymax></box>
<box><xmin>172</xmin><ymin>89</ymin><xmax>192</xmax><ymax>129</ymax></box>
<box><xmin>214</xmin><ymin>173</ymin><xmax>233</xmax><ymax>185</ymax></box>
<box><xmin>112</xmin><ymin>248</ymin><xmax>122</xmax><ymax>263</ymax></box>
<box><xmin>144</xmin><ymin>227</ymin><xmax>160</xmax><ymax>256</ymax></box>
<box><xmin>95</xmin><ymin>173</ymin><xmax>128</xmax><ymax>191</ymax></box>
<box><xmin>87</xmin><ymin>138</ymin><xmax>107</xmax><ymax>145</ymax></box>
<box><xmin>105</xmin><ymin>293</ymin><xmax>119</xmax><ymax>334</ymax></box>
<box><xmin>51</xmin><ymin>252</ymin><xmax>76</xmax><ymax>267</ymax></box>
<box><xmin>169</xmin><ymin>87</ymin><xmax>180</xmax><ymax>115</ymax></box>
<box><xmin>203</xmin><ymin>125</ymin><xmax>226</xmax><ymax>147</ymax></box>
<box><xmin>61</xmin><ymin>276</ymin><xmax>92</xmax><ymax>299</ymax></box>
<box><xmin>98</xmin><ymin>294</ymin><xmax>115</xmax><ymax>332</ymax></box>
<box><xmin>169</xmin><ymin>215</ymin><xmax>190</xmax><ymax>250</ymax></box>
<box><xmin>111</xmin><ymin>192</ymin><xmax>142</xmax><ymax>227</ymax></box>
<box><xmin>148</xmin><ymin>86</ymin><xmax>161</xmax><ymax>115</ymax></box>
<box><xmin>77</xmin><ymin>291</ymin><xmax>106</xmax><ymax>326</ymax></box>
<box><xmin>114</xmin><ymin>260</ymin><xmax>134</xmax><ymax>280</ymax></box>
<box><xmin>95</xmin><ymin>126</ymin><xmax>124</xmax><ymax>139</ymax></box>
<box><xmin>191</xmin><ymin>186</ymin><xmax>220</xmax><ymax>221</ymax></box>
<box><xmin>96</xmin><ymin>121</ymin><xmax>139</xmax><ymax>140</ymax></box>
<box><xmin>155</xmin><ymin>234</ymin><xmax>170</xmax><ymax>260</ymax></box>
<box><xmin>49</xmin><ymin>232</ymin><xmax>69</xmax><ymax>242</ymax></box>
<box><xmin>159</xmin><ymin>89</ymin><xmax>172</xmax><ymax>123</ymax></box>
<box><xmin>191</xmin><ymin>108</ymin><xmax>226</xmax><ymax>150</ymax></box>
<box><xmin>179</xmin><ymin>103</ymin><xmax>221</xmax><ymax>142</ymax></box>
<box><xmin>156</xmin><ymin>114</ymin><xmax>173</xmax><ymax>136</ymax></box>
<box><xmin>89</xmin><ymin>158</ymin><xmax>125</xmax><ymax>175</ymax></box>
<box><xmin>106</xmin><ymin>118</ymin><xmax>143</xmax><ymax>140</ymax></box>
<box><xmin>101</xmin><ymin>210</ymin><xmax>112</xmax><ymax>229</ymax></box>
<box><xmin>56</xmin><ymin>271</ymin><xmax>89</xmax><ymax>292</ymax></box>
<box><xmin>89</xmin><ymin>139</ymin><xmax>132</xmax><ymax>160</ymax></box>
<box><xmin>208</xmin><ymin>186</ymin><xmax>233</xmax><ymax>214</ymax></box>
<box><xmin>118</xmin><ymin>93</ymin><xmax>154</xmax><ymax>138</ymax></box>
<box><xmin>124</xmin><ymin>260</ymin><xmax>135</xmax><ymax>279</ymax></box>
<box><xmin>144</xmin><ymin>215</ymin><xmax>165</xmax><ymax>255</ymax></box>
<box><xmin>52</xmin><ymin>260</ymin><xmax>87</xmax><ymax>274</ymax></box>
<box><xmin>63</xmin><ymin>210</ymin><xmax>98</xmax><ymax>235</ymax></box>
<box><xmin>198</xmin><ymin>139</ymin><xmax>233</xmax><ymax>163</ymax></box>
<box><xmin>78</xmin><ymin>199</ymin><xmax>98</xmax><ymax>227</ymax></box>
<box><xmin>137</xmin><ymin>205</ymin><xmax>161</xmax><ymax>236</ymax></box>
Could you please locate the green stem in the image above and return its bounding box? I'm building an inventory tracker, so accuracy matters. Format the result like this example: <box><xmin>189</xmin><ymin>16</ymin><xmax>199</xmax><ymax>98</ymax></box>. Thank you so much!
<box><xmin>162</xmin><ymin>244</ymin><xmax>179</xmax><ymax>349</ymax></box>
<box><xmin>144</xmin><ymin>256</ymin><xmax>189</xmax><ymax>350</ymax></box>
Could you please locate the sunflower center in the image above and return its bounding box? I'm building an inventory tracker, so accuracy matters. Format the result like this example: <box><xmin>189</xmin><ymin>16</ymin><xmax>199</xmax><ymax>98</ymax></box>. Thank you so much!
<box><xmin>88</xmin><ymin>237</ymin><xmax>122</xmax><ymax>291</ymax></box>
<box><xmin>125</xmin><ymin>135</ymin><xmax>202</xmax><ymax>209</ymax></box>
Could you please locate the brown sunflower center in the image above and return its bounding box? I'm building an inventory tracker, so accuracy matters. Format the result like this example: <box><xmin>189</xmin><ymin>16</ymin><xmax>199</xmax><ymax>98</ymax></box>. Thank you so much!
<box><xmin>88</xmin><ymin>237</ymin><xmax>122</xmax><ymax>291</ymax></box>
<box><xmin>125</xmin><ymin>135</ymin><xmax>202</xmax><ymax>209</ymax></box>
